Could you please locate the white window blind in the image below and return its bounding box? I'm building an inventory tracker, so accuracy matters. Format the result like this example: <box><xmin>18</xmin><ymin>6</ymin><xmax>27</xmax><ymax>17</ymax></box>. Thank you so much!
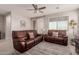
<box><xmin>58</xmin><ymin>21</ymin><xmax>68</xmax><ymax>30</ymax></box>
<box><xmin>49</xmin><ymin>22</ymin><xmax>57</xmax><ymax>30</ymax></box>
<box><xmin>49</xmin><ymin>20</ymin><xmax>68</xmax><ymax>30</ymax></box>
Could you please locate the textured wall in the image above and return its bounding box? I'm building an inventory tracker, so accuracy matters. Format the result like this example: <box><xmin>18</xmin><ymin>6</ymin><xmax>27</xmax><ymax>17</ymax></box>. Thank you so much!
<box><xmin>11</xmin><ymin>11</ymin><xmax>33</xmax><ymax>31</ymax></box>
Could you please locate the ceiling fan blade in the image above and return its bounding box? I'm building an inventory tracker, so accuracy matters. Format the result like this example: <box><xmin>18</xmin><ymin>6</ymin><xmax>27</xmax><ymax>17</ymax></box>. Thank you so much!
<box><xmin>32</xmin><ymin>4</ymin><xmax>38</xmax><ymax>9</ymax></box>
<box><xmin>39</xmin><ymin>7</ymin><xmax>46</xmax><ymax>10</ymax></box>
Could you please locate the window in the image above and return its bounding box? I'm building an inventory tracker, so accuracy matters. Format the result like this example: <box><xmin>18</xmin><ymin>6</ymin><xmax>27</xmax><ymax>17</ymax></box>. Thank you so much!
<box><xmin>49</xmin><ymin>20</ymin><xmax>68</xmax><ymax>30</ymax></box>
<box><xmin>49</xmin><ymin>22</ymin><xmax>57</xmax><ymax>30</ymax></box>
<box><xmin>58</xmin><ymin>21</ymin><xmax>68</xmax><ymax>30</ymax></box>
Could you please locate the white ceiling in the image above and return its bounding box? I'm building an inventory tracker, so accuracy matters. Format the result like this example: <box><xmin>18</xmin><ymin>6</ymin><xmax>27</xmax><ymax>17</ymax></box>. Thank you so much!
<box><xmin>0</xmin><ymin>4</ymin><xmax>79</xmax><ymax>18</ymax></box>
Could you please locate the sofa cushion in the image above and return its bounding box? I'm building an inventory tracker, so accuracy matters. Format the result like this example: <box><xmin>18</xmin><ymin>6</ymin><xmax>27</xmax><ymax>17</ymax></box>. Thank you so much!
<box><xmin>16</xmin><ymin>31</ymin><xmax>27</xmax><ymax>38</ymax></box>
<box><xmin>48</xmin><ymin>32</ymin><xmax>52</xmax><ymax>36</ymax></box>
<box><xmin>12</xmin><ymin>31</ymin><xmax>28</xmax><ymax>40</ymax></box>
<box><xmin>58</xmin><ymin>30</ymin><xmax>66</xmax><ymax>36</ymax></box>
<box><xmin>28</xmin><ymin>32</ymin><xmax>35</xmax><ymax>39</ymax></box>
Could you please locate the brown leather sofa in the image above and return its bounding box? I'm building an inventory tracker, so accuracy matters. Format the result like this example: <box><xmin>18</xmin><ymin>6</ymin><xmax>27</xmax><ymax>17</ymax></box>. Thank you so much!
<box><xmin>44</xmin><ymin>30</ymin><xmax>68</xmax><ymax>46</ymax></box>
<box><xmin>12</xmin><ymin>30</ymin><xmax>43</xmax><ymax>53</ymax></box>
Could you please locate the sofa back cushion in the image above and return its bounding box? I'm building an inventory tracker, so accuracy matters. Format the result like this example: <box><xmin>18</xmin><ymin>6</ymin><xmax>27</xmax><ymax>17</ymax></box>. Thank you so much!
<box><xmin>12</xmin><ymin>30</ymin><xmax>38</xmax><ymax>40</ymax></box>
<box><xmin>16</xmin><ymin>31</ymin><xmax>27</xmax><ymax>38</ymax></box>
<box><xmin>58</xmin><ymin>30</ymin><xmax>66</xmax><ymax>36</ymax></box>
<box><xmin>12</xmin><ymin>31</ymin><xmax>28</xmax><ymax>41</ymax></box>
<box><xmin>48</xmin><ymin>30</ymin><xmax>57</xmax><ymax>36</ymax></box>
<box><xmin>48</xmin><ymin>30</ymin><xmax>66</xmax><ymax>36</ymax></box>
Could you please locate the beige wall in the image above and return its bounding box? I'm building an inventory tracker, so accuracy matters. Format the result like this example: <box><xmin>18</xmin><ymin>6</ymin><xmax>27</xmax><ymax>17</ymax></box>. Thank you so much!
<box><xmin>5</xmin><ymin>14</ymin><xmax>11</xmax><ymax>40</ymax></box>
<box><xmin>0</xmin><ymin>13</ymin><xmax>14</xmax><ymax>54</ymax></box>
<box><xmin>11</xmin><ymin>11</ymin><xmax>33</xmax><ymax>31</ymax></box>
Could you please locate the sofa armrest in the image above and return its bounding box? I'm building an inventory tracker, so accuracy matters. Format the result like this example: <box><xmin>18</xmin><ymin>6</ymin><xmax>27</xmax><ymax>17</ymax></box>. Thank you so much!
<box><xmin>63</xmin><ymin>36</ymin><xmax>68</xmax><ymax>46</ymax></box>
<box><xmin>13</xmin><ymin>39</ymin><xmax>26</xmax><ymax>49</ymax></box>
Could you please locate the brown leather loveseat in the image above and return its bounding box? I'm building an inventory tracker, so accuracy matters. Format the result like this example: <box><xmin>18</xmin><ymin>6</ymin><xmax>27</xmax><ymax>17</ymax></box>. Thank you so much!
<box><xmin>12</xmin><ymin>30</ymin><xmax>43</xmax><ymax>53</ymax></box>
<box><xmin>44</xmin><ymin>30</ymin><xmax>68</xmax><ymax>46</ymax></box>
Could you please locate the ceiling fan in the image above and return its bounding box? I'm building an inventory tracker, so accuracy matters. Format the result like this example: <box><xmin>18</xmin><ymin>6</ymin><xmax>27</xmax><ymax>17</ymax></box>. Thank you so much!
<box><xmin>27</xmin><ymin>4</ymin><xmax>46</xmax><ymax>13</ymax></box>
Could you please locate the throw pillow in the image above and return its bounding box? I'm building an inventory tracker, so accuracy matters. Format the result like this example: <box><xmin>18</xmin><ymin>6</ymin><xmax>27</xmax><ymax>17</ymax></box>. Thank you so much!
<box><xmin>28</xmin><ymin>32</ymin><xmax>35</xmax><ymax>39</ymax></box>
<box><xmin>52</xmin><ymin>32</ymin><xmax>58</xmax><ymax>37</ymax></box>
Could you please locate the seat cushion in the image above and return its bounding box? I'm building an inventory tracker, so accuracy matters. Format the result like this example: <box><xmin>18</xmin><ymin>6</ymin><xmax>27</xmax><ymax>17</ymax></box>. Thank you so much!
<box><xmin>45</xmin><ymin>36</ymin><xmax>55</xmax><ymax>42</ymax></box>
<box><xmin>54</xmin><ymin>37</ymin><xmax>63</xmax><ymax>40</ymax></box>
<box><xmin>45</xmin><ymin>36</ymin><xmax>63</xmax><ymax>41</ymax></box>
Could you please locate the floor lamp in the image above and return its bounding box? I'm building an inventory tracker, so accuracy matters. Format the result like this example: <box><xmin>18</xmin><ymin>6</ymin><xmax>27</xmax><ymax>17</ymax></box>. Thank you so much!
<box><xmin>69</xmin><ymin>20</ymin><xmax>77</xmax><ymax>45</ymax></box>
